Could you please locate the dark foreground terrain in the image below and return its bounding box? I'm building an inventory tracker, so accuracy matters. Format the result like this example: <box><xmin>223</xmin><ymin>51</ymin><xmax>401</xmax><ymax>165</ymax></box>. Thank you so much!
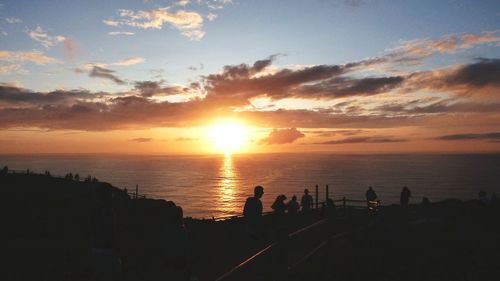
<box><xmin>1</xmin><ymin>171</ymin><xmax>499</xmax><ymax>281</ymax></box>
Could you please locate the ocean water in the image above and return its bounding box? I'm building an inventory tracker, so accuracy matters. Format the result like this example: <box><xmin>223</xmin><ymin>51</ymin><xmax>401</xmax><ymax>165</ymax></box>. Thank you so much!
<box><xmin>1</xmin><ymin>153</ymin><xmax>500</xmax><ymax>218</ymax></box>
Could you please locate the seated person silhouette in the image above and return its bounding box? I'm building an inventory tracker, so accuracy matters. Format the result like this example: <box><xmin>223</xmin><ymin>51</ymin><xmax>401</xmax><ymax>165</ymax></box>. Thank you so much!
<box><xmin>271</xmin><ymin>194</ymin><xmax>287</xmax><ymax>214</ymax></box>
<box><xmin>287</xmin><ymin>195</ymin><xmax>300</xmax><ymax>214</ymax></box>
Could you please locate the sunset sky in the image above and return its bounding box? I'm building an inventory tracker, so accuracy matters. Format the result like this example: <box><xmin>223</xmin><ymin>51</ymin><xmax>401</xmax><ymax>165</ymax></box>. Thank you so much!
<box><xmin>1</xmin><ymin>0</ymin><xmax>499</xmax><ymax>154</ymax></box>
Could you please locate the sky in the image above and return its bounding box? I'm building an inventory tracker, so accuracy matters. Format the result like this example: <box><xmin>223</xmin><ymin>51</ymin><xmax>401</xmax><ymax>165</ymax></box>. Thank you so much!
<box><xmin>0</xmin><ymin>0</ymin><xmax>499</xmax><ymax>154</ymax></box>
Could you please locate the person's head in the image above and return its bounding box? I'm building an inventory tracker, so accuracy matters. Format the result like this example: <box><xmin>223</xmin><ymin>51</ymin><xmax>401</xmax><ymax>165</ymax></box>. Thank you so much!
<box><xmin>304</xmin><ymin>188</ymin><xmax>309</xmax><ymax>194</ymax></box>
<box><xmin>292</xmin><ymin>195</ymin><xmax>297</xmax><ymax>201</ymax></box>
<box><xmin>279</xmin><ymin>194</ymin><xmax>287</xmax><ymax>201</ymax></box>
<box><xmin>369</xmin><ymin>186</ymin><xmax>373</xmax><ymax>190</ymax></box>
<box><xmin>254</xmin><ymin>185</ymin><xmax>264</xmax><ymax>198</ymax></box>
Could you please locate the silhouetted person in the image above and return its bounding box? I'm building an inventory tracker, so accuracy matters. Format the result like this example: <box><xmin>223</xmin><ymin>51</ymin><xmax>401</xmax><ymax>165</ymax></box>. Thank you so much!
<box><xmin>243</xmin><ymin>185</ymin><xmax>264</xmax><ymax>239</ymax></box>
<box><xmin>478</xmin><ymin>190</ymin><xmax>488</xmax><ymax>205</ymax></box>
<box><xmin>287</xmin><ymin>195</ymin><xmax>300</xmax><ymax>214</ymax></box>
<box><xmin>271</xmin><ymin>194</ymin><xmax>287</xmax><ymax>214</ymax></box>
<box><xmin>366</xmin><ymin>186</ymin><xmax>378</xmax><ymax>213</ymax></box>
<box><xmin>92</xmin><ymin>187</ymin><xmax>121</xmax><ymax>281</ymax></box>
<box><xmin>366</xmin><ymin>186</ymin><xmax>377</xmax><ymax>202</ymax></box>
<box><xmin>301</xmin><ymin>188</ymin><xmax>313</xmax><ymax>212</ymax></box>
<box><xmin>400</xmin><ymin>186</ymin><xmax>411</xmax><ymax>207</ymax></box>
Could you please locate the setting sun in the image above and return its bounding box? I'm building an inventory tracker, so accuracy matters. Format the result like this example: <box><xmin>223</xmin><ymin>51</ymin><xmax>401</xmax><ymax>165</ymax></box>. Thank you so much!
<box><xmin>207</xmin><ymin>121</ymin><xmax>249</xmax><ymax>155</ymax></box>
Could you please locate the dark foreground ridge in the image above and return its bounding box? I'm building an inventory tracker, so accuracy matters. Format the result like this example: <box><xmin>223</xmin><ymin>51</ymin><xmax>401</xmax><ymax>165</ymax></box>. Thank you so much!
<box><xmin>1</xmin><ymin>170</ymin><xmax>500</xmax><ymax>281</ymax></box>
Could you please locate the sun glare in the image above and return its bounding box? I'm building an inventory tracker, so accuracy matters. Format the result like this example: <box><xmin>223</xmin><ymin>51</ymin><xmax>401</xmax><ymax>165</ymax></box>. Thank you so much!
<box><xmin>208</xmin><ymin>121</ymin><xmax>249</xmax><ymax>155</ymax></box>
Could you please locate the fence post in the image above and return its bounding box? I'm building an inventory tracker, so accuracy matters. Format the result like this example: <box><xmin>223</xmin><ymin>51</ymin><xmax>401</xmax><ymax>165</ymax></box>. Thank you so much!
<box><xmin>135</xmin><ymin>184</ymin><xmax>138</xmax><ymax>199</ymax></box>
<box><xmin>315</xmin><ymin>184</ymin><xmax>319</xmax><ymax>209</ymax></box>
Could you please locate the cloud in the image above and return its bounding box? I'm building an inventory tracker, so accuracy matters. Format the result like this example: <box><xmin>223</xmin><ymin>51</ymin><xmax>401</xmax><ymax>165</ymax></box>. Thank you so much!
<box><xmin>0</xmin><ymin>64</ymin><xmax>21</xmax><ymax>74</ymax></box>
<box><xmin>111</xmin><ymin>57</ymin><xmax>145</xmax><ymax>66</ymax></box>
<box><xmin>434</xmin><ymin>132</ymin><xmax>500</xmax><ymax>141</ymax></box>
<box><xmin>5</xmin><ymin>17</ymin><xmax>22</xmax><ymax>24</ymax></box>
<box><xmin>88</xmin><ymin>66</ymin><xmax>126</xmax><ymax>85</ymax></box>
<box><xmin>0</xmin><ymin>85</ymin><xmax>94</xmax><ymax>105</ymax></box>
<box><xmin>108</xmin><ymin>31</ymin><xmax>135</xmax><ymax>36</ymax></box>
<box><xmin>376</xmin><ymin>99</ymin><xmax>500</xmax><ymax>115</ymax></box>
<box><xmin>103</xmin><ymin>19</ymin><xmax>121</xmax><ymax>27</ymax></box>
<box><xmin>203</xmin><ymin>55</ymin><xmax>403</xmax><ymax>104</ymax></box>
<box><xmin>176</xmin><ymin>0</ymin><xmax>190</xmax><ymax>6</ymax></box>
<box><xmin>1</xmin><ymin>50</ymin><xmax>500</xmax><ymax>132</ymax></box>
<box><xmin>259</xmin><ymin>128</ymin><xmax>305</xmax><ymax>145</ymax></box>
<box><xmin>312</xmin><ymin>136</ymin><xmax>407</xmax><ymax>145</ymax></box>
<box><xmin>130</xmin><ymin>137</ymin><xmax>152</xmax><ymax>142</ymax></box>
<box><xmin>175</xmin><ymin>137</ymin><xmax>198</xmax><ymax>141</ymax></box>
<box><xmin>205</xmin><ymin>0</ymin><xmax>233</xmax><ymax>10</ymax></box>
<box><xmin>133</xmin><ymin>80</ymin><xmax>192</xmax><ymax>97</ymax></box>
<box><xmin>207</xmin><ymin>13</ymin><xmax>217</xmax><ymax>21</ymax></box>
<box><xmin>0</xmin><ymin>50</ymin><xmax>57</xmax><ymax>64</ymax></box>
<box><xmin>27</xmin><ymin>26</ymin><xmax>66</xmax><ymax>49</ymax></box>
<box><xmin>392</xmin><ymin>30</ymin><xmax>500</xmax><ymax>59</ymax></box>
<box><xmin>105</xmin><ymin>7</ymin><xmax>205</xmax><ymax>40</ymax></box>
<box><xmin>402</xmin><ymin>58</ymin><xmax>500</xmax><ymax>96</ymax></box>
<box><xmin>307</xmin><ymin>129</ymin><xmax>365</xmax><ymax>137</ymax></box>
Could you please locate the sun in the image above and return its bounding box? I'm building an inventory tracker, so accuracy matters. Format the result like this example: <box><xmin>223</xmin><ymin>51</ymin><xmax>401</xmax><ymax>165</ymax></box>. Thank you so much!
<box><xmin>207</xmin><ymin>120</ymin><xmax>249</xmax><ymax>155</ymax></box>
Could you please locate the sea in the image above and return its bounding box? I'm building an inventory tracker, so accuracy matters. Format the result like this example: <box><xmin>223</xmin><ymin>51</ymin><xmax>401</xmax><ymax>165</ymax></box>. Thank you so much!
<box><xmin>1</xmin><ymin>153</ymin><xmax>499</xmax><ymax>218</ymax></box>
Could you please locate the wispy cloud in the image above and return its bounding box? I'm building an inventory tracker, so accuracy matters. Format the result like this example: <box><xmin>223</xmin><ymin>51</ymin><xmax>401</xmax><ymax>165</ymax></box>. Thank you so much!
<box><xmin>89</xmin><ymin>66</ymin><xmax>126</xmax><ymax>85</ymax></box>
<box><xmin>130</xmin><ymin>137</ymin><xmax>152</xmax><ymax>142</ymax></box>
<box><xmin>0</xmin><ymin>50</ymin><xmax>57</xmax><ymax>64</ymax></box>
<box><xmin>27</xmin><ymin>26</ymin><xmax>66</xmax><ymax>49</ymax></box>
<box><xmin>5</xmin><ymin>17</ymin><xmax>22</xmax><ymax>24</ymax></box>
<box><xmin>175</xmin><ymin>137</ymin><xmax>198</xmax><ymax>141</ymax></box>
<box><xmin>207</xmin><ymin>13</ymin><xmax>217</xmax><ymax>21</ymax></box>
<box><xmin>76</xmin><ymin>65</ymin><xmax>126</xmax><ymax>85</ymax></box>
<box><xmin>108</xmin><ymin>31</ymin><xmax>135</xmax><ymax>36</ymax></box>
<box><xmin>0</xmin><ymin>64</ymin><xmax>21</xmax><ymax>74</ymax></box>
<box><xmin>104</xmin><ymin>7</ymin><xmax>205</xmax><ymax>40</ymax></box>
<box><xmin>435</xmin><ymin>132</ymin><xmax>500</xmax><ymax>141</ymax></box>
<box><xmin>111</xmin><ymin>57</ymin><xmax>145</xmax><ymax>66</ymax></box>
<box><xmin>391</xmin><ymin>30</ymin><xmax>500</xmax><ymax>59</ymax></box>
<box><xmin>313</xmin><ymin>136</ymin><xmax>407</xmax><ymax>145</ymax></box>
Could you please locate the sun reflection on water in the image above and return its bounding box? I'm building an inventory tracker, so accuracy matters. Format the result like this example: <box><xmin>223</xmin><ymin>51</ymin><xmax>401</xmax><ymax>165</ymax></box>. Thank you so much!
<box><xmin>218</xmin><ymin>154</ymin><xmax>238</xmax><ymax>216</ymax></box>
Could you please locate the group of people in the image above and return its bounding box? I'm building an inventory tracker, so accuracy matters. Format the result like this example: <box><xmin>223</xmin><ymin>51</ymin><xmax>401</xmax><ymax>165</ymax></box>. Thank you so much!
<box><xmin>244</xmin><ymin>185</ymin><xmax>414</xmax><ymax>224</ymax></box>
<box><xmin>243</xmin><ymin>186</ymin><xmax>316</xmax><ymax>220</ymax></box>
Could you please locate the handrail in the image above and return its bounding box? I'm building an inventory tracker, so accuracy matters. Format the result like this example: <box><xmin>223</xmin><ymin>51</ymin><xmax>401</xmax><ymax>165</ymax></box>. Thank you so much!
<box><xmin>215</xmin><ymin>216</ymin><xmax>335</xmax><ymax>281</ymax></box>
<box><xmin>288</xmin><ymin>219</ymin><xmax>327</xmax><ymax>239</ymax></box>
<box><xmin>214</xmin><ymin>242</ymin><xmax>277</xmax><ymax>281</ymax></box>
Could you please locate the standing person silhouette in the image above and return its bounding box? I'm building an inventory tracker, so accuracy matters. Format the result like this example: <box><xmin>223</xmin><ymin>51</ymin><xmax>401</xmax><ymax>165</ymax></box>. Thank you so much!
<box><xmin>300</xmin><ymin>188</ymin><xmax>313</xmax><ymax>212</ymax></box>
<box><xmin>243</xmin><ymin>185</ymin><xmax>264</xmax><ymax>239</ymax></box>
<box><xmin>366</xmin><ymin>186</ymin><xmax>378</xmax><ymax>213</ymax></box>
<box><xmin>366</xmin><ymin>186</ymin><xmax>377</xmax><ymax>202</ymax></box>
<box><xmin>400</xmin><ymin>186</ymin><xmax>411</xmax><ymax>207</ymax></box>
